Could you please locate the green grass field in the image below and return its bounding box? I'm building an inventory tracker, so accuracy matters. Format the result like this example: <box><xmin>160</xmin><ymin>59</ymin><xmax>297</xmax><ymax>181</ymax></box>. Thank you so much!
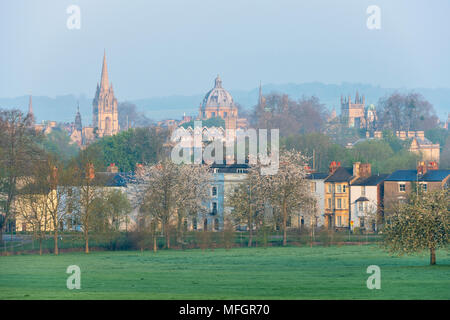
<box><xmin>1</xmin><ymin>245</ymin><xmax>449</xmax><ymax>299</ymax></box>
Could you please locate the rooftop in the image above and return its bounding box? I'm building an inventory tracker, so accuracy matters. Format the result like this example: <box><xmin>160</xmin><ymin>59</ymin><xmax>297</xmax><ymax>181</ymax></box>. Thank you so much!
<box><xmin>385</xmin><ymin>169</ymin><xmax>450</xmax><ymax>182</ymax></box>
<box><xmin>324</xmin><ymin>167</ymin><xmax>354</xmax><ymax>183</ymax></box>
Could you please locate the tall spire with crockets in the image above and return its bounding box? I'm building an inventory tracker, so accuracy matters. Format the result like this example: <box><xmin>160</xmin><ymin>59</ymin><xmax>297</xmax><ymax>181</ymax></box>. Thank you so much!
<box><xmin>100</xmin><ymin>50</ymin><xmax>109</xmax><ymax>90</ymax></box>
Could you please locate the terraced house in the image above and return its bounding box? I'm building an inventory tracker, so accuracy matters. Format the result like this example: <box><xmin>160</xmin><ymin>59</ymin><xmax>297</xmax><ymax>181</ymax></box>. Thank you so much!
<box><xmin>324</xmin><ymin>162</ymin><xmax>372</xmax><ymax>230</ymax></box>
<box><xmin>383</xmin><ymin>161</ymin><xmax>450</xmax><ymax>214</ymax></box>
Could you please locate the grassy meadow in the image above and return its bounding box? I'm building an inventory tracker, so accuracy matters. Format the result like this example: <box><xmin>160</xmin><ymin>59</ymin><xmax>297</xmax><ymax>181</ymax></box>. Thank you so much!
<box><xmin>0</xmin><ymin>245</ymin><xmax>449</xmax><ymax>300</ymax></box>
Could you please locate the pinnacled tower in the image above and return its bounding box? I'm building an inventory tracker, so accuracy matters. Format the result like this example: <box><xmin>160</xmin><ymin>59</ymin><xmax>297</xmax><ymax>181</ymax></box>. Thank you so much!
<box><xmin>93</xmin><ymin>51</ymin><xmax>119</xmax><ymax>137</ymax></box>
<box><xmin>340</xmin><ymin>91</ymin><xmax>366</xmax><ymax>128</ymax></box>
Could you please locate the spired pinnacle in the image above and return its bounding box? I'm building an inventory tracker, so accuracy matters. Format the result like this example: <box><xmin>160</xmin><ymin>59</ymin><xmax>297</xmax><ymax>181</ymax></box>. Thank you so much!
<box><xmin>100</xmin><ymin>50</ymin><xmax>109</xmax><ymax>90</ymax></box>
<box><xmin>28</xmin><ymin>94</ymin><xmax>33</xmax><ymax>115</ymax></box>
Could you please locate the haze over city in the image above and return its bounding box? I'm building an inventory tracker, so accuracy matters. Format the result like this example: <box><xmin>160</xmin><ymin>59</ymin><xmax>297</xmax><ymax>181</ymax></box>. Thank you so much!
<box><xmin>1</xmin><ymin>0</ymin><xmax>450</xmax><ymax>100</ymax></box>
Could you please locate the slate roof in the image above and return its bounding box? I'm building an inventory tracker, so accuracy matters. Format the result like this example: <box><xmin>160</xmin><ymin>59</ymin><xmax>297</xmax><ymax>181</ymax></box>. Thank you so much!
<box><xmin>384</xmin><ymin>170</ymin><xmax>418</xmax><ymax>181</ymax></box>
<box><xmin>324</xmin><ymin>167</ymin><xmax>354</xmax><ymax>182</ymax></box>
<box><xmin>385</xmin><ymin>170</ymin><xmax>450</xmax><ymax>182</ymax></box>
<box><xmin>421</xmin><ymin>170</ymin><xmax>450</xmax><ymax>182</ymax></box>
<box><xmin>352</xmin><ymin>174</ymin><xmax>389</xmax><ymax>186</ymax></box>
<box><xmin>306</xmin><ymin>172</ymin><xmax>329</xmax><ymax>180</ymax></box>
<box><xmin>94</xmin><ymin>172</ymin><xmax>133</xmax><ymax>187</ymax></box>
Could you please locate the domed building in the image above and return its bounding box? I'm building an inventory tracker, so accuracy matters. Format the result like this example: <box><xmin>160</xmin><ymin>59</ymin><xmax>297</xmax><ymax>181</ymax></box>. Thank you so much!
<box><xmin>199</xmin><ymin>75</ymin><xmax>245</xmax><ymax>130</ymax></box>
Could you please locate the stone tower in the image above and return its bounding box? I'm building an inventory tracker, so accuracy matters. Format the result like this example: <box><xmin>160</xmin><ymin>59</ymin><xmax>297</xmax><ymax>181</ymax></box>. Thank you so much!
<box><xmin>93</xmin><ymin>51</ymin><xmax>119</xmax><ymax>137</ymax></box>
<box><xmin>340</xmin><ymin>91</ymin><xmax>365</xmax><ymax>128</ymax></box>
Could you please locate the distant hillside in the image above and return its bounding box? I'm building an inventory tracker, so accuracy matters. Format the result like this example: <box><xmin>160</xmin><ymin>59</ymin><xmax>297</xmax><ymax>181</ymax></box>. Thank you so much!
<box><xmin>1</xmin><ymin>83</ymin><xmax>448</xmax><ymax>123</ymax></box>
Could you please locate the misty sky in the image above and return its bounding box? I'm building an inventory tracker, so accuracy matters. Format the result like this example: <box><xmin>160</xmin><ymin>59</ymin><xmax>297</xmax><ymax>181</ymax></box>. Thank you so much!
<box><xmin>1</xmin><ymin>0</ymin><xmax>450</xmax><ymax>100</ymax></box>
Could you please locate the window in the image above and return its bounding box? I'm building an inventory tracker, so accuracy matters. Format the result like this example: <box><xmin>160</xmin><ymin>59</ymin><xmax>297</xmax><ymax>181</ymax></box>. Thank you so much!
<box><xmin>337</xmin><ymin>185</ymin><xmax>342</xmax><ymax>193</ymax></box>
<box><xmin>223</xmin><ymin>112</ymin><xmax>228</xmax><ymax>117</ymax></box>
<box><xmin>328</xmin><ymin>198</ymin><xmax>332</xmax><ymax>209</ymax></box>
<box><xmin>337</xmin><ymin>216</ymin><xmax>342</xmax><ymax>226</ymax></box>
<box><xmin>337</xmin><ymin>199</ymin><xmax>342</xmax><ymax>209</ymax></box>
<box><xmin>211</xmin><ymin>112</ymin><xmax>215</xmax><ymax>117</ymax></box>
<box><xmin>328</xmin><ymin>184</ymin><xmax>332</xmax><ymax>193</ymax></box>
<box><xmin>212</xmin><ymin>202</ymin><xmax>217</xmax><ymax>214</ymax></box>
<box><xmin>360</xmin><ymin>218</ymin><xmax>365</xmax><ymax>228</ymax></box>
<box><xmin>214</xmin><ymin>218</ymin><xmax>219</xmax><ymax>231</ymax></box>
<box><xmin>343</xmin><ymin>185</ymin><xmax>347</xmax><ymax>193</ymax></box>
<box><xmin>421</xmin><ymin>183</ymin><xmax>427</xmax><ymax>192</ymax></box>
<box><xmin>399</xmin><ymin>184</ymin><xmax>406</xmax><ymax>192</ymax></box>
<box><xmin>237</xmin><ymin>169</ymin><xmax>245</xmax><ymax>173</ymax></box>
<box><xmin>193</xmin><ymin>218</ymin><xmax>197</xmax><ymax>230</ymax></box>
<box><xmin>212</xmin><ymin>186</ymin><xmax>217</xmax><ymax>196</ymax></box>
<box><xmin>358</xmin><ymin>202</ymin><xmax>364</xmax><ymax>212</ymax></box>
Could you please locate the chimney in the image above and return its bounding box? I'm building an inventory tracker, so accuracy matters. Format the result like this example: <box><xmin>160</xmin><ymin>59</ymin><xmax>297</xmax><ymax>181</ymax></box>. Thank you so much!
<box><xmin>329</xmin><ymin>161</ymin><xmax>340</xmax><ymax>174</ymax></box>
<box><xmin>352</xmin><ymin>162</ymin><xmax>361</xmax><ymax>177</ymax></box>
<box><xmin>107</xmin><ymin>163</ymin><xmax>119</xmax><ymax>173</ymax></box>
<box><xmin>360</xmin><ymin>163</ymin><xmax>372</xmax><ymax>178</ymax></box>
<box><xmin>427</xmin><ymin>161</ymin><xmax>438</xmax><ymax>171</ymax></box>
<box><xmin>417</xmin><ymin>161</ymin><xmax>427</xmax><ymax>176</ymax></box>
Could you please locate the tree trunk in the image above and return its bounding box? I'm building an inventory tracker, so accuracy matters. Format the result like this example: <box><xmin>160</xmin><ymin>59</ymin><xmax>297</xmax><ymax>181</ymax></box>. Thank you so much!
<box><xmin>248</xmin><ymin>215</ymin><xmax>253</xmax><ymax>247</ymax></box>
<box><xmin>430</xmin><ymin>247</ymin><xmax>436</xmax><ymax>265</ymax></box>
<box><xmin>84</xmin><ymin>230</ymin><xmax>89</xmax><ymax>254</ymax></box>
<box><xmin>153</xmin><ymin>234</ymin><xmax>157</xmax><ymax>253</ymax></box>
<box><xmin>53</xmin><ymin>225</ymin><xmax>59</xmax><ymax>255</ymax></box>
<box><xmin>164</xmin><ymin>221</ymin><xmax>170</xmax><ymax>249</ymax></box>
<box><xmin>39</xmin><ymin>237</ymin><xmax>43</xmax><ymax>256</ymax></box>
<box><xmin>282</xmin><ymin>199</ymin><xmax>287</xmax><ymax>246</ymax></box>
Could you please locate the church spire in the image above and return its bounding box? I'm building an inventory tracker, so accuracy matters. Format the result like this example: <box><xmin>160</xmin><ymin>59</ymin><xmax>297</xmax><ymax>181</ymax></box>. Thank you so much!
<box><xmin>100</xmin><ymin>50</ymin><xmax>109</xmax><ymax>90</ymax></box>
<box><xmin>259</xmin><ymin>81</ymin><xmax>263</xmax><ymax>105</ymax></box>
<box><xmin>28</xmin><ymin>95</ymin><xmax>33</xmax><ymax>115</ymax></box>
<box><xmin>75</xmin><ymin>101</ymin><xmax>82</xmax><ymax>131</ymax></box>
<box><xmin>28</xmin><ymin>94</ymin><xmax>35</xmax><ymax>124</ymax></box>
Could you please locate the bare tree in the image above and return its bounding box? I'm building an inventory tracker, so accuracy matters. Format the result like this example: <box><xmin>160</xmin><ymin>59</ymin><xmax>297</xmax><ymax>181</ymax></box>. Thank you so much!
<box><xmin>118</xmin><ymin>102</ymin><xmax>153</xmax><ymax>130</ymax></box>
<box><xmin>14</xmin><ymin>172</ymin><xmax>50</xmax><ymax>255</ymax></box>
<box><xmin>378</xmin><ymin>92</ymin><xmax>438</xmax><ymax>131</ymax></box>
<box><xmin>0</xmin><ymin>109</ymin><xmax>41</xmax><ymax>244</ymax></box>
